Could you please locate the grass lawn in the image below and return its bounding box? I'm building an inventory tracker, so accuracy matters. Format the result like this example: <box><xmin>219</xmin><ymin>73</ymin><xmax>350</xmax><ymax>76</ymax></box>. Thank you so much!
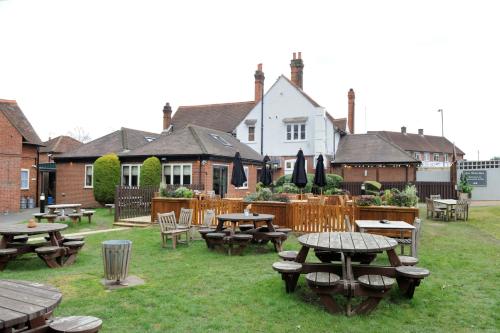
<box><xmin>2</xmin><ymin>206</ymin><xmax>499</xmax><ymax>332</ymax></box>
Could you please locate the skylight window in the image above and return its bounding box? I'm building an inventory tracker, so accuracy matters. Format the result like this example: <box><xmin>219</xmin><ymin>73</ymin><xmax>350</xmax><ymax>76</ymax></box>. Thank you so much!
<box><xmin>144</xmin><ymin>136</ymin><xmax>157</xmax><ymax>142</ymax></box>
<box><xmin>210</xmin><ymin>133</ymin><xmax>232</xmax><ymax>147</ymax></box>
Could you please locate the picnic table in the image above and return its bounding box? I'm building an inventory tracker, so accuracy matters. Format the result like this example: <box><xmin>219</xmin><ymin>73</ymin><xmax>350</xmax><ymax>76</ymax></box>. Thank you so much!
<box><xmin>46</xmin><ymin>204</ymin><xmax>82</xmax><ymax>219</ymax></box>
<box><xmin>215</xmin><ymin>213</ymin><xmax>275</xmax><ymax>233</ymax></box>
<box><xmin>433</xmin><ymin>199</ymin><xmax>457</xmax><ymax>221</ymax></box>
<box><xmin>355</xmin><ymin>220</ymin><xmax>416</xmax><ymax>256</ymax></box>
<box><xmin>0</xmin><ymin>223</ymin><xmax>84</xmax><ymax>269</ymax></box>
<box><xmin>274</xmin><ymin>232</ymin><xmax>430</xmax><ymax>316</ymax></box>
<box><xmin>0</xmin><ymin>279</ymin><xmax>62</xmax><ymax>332</ymax></box>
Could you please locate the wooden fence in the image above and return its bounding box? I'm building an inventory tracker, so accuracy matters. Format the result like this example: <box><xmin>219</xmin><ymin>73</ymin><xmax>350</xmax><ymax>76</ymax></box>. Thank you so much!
<box><xmin>341</xmin><ymin>181</ymin><xmax>456</xmax><ymax>201</ymax></box>
<box><xmin>115</xmin><ymin>186</ymin><xmax>158</xmax><ymax>221</ymax></box>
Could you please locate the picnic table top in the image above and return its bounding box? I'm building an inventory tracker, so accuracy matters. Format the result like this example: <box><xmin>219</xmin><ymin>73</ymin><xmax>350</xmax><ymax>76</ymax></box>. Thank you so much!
<box><xmin>297</xmin><ymin>232</ymin><xmax>398</xmax><ymax>253</ymax></box>
<box><xmin>0</xmin><ymin>223</ymin><xmax>67</xmax><ymax>236</ymax></box>
<box><xmin>47</xmin><ymin>203</ymin><xmax>82</xmax><ymax>209</ymax></box>
<box><xmin>355</xmin><ymin>220</ymin><xmax>415</xmax><ymax>230</ymax></box>
<box><xmin>433</xmin><ymin>199</ymin><xmax>457</xmax><ymax>205</ymax></box>
<box><xmin>216</xmin><ymin>213</ymin><xmax>274</xmax><ymax>221</ymax></box>
<box><xmin>0</xmin><ymin>279</ymin><xmax>62</xmax><ymax>330</ymax></box>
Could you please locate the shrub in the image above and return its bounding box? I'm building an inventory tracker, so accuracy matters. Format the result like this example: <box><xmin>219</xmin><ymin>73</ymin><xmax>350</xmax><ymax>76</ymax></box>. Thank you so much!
<box><xmin>244</xmin><ymin>187</ymin><xmax>289</xmax><ymax>203</ymax></box>
<box><xmin>356</xmin><ymin>195</ymin><xmax>379</xmax><ymax>206</ymax></box>
<box><xmin>386</xmin><ymin>185</ymin><xmax>418</xmax><ymax>207</ymax></box>
<box><xmin>458</xmin><ymin>173</ymin><xmax>473</xmax><ymax>194</ymax></box>
<box><xmin>159</xmin><ymin>186</ymin><xmax>194</xmax><ymax>198</ymax></box>
<box><xmin>140</xmin><ymin>157</ymin><xmax>161</xmax><ymax>187</ymax></box>
<box><xmin>93</xmin><ymin>153</ymin><xmax>121</xmax><ymax>204</ymax></box>
<box><xmin>275</xmin><ymin>173</ymin><xmax>342</xmax><ymax>193</ymax></box>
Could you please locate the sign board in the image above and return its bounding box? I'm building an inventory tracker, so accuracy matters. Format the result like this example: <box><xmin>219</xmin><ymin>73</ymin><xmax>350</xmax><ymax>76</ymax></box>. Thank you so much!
<box><xmin>463</xmin><ymin>170</ymin><xmax>487</xmax><ymax>186</ymax></box>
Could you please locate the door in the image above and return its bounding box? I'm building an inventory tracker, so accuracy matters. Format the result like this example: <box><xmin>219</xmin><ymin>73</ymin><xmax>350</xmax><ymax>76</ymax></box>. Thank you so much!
<box><xmin>213</xmin><ymin>165</ymin><xmax>228</xmax><ymax>198</ymax></box>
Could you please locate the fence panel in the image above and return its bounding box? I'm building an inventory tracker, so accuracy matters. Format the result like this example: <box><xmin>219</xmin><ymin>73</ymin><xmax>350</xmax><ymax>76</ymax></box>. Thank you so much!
<box><xmin>341</xmin><ymin>181</ymin><xmax>456</xmax><ymax>201</ymax></box>
<box><xmin>115</xmin><ymin>185</ymin><xmax>158</xmax><ymax>221</ymax></box>
<box><xmin>289</xmin><ymin>203</ymin><xmax>348</xmax><ymax>232</ymax></box>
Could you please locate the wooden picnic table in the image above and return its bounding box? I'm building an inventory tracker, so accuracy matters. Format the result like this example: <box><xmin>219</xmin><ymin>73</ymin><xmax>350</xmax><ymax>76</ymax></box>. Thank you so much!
<box><xmin>355</xmin><ymin>220</ymin><xmax>417</xmax><ymax>256</ymax></box>
<box><xmin>285</xmin><ymin>232</ymin><xmax>427</xmax><ymax>315</ymax></box>
<box><xmin>46</xmin><ymin>203</ymin><xmax>82</xmax><ymax>216</ymax></box>
<box><xmin>0</xmin><ymin>223</ymin><xmax>67</xmax><ymax>252</ymax></box>
<box><xmin>433</xmin><ymin>199</ymin><xmax>457</xmax><ymax>221</ymax></box>
<box><xmin>0</xmin><ymin>279</ymin><xmax>62</xmax><ymax>333</ymax></box>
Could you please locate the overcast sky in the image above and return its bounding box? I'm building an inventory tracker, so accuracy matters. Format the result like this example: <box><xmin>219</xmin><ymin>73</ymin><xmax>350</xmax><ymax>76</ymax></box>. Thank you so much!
<box><xmin>1</xmin><ymin>0</ymin><xmax>498</xmax><ymax>159</ymax></box>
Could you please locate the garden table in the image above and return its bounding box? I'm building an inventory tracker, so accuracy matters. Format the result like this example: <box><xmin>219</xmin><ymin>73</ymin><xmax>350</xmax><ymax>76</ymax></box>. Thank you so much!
<box><xmin>433</xmin><ymin>199</ymin><xmax>457</xmax><ymax>221</ymax></box>
<box><xmin>355</xmin><ymin>220</ymin><xmax>416</xmax><ymax>256</ymax></box>
<box><xmin>0</xmin><ymin>223</ymin><xmax>67</xmax><ymax>252</ymax></box>
<box><xmin>0</xmin><ymin>279</ymin><xmax>62</xmax><ymax>333</ymax></box>
<box><xmin>46</xmin><ymin>203</ymin><xmax>82</xmax><ymax>218</ymax></box>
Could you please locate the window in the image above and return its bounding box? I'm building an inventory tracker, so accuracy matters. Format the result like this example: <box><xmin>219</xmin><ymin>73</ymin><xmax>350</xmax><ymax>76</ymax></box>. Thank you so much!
<box><xmin>424</xmin><ymin>152</ymin><xmax>430</xmax><ymax>161</ymax></box>
<box><xmin>414</xmin><ymin>152</ymin><xmax>420</xmax><ymax>160</ymax></box>
<box><xmin>163</xmin><ymin>164</ymin><xmax>192</xmax><ymax>185</ymax></box>
<box><xmin>122</xmin><ymin>164</ymin><xmax>141</xmax><ymax>186</ymax></box>
<box><xmin>209</xmin><ymin>133</ymin><xmax>232</xmax><ymax>147</ymax></box>
<box><xmin>248</xmin><ymin>126</ymin><xmax>255</xmax><ymax>142</ymax></box>
<box><xmin>84</xmin><ymin>165</ymin><xmax>93</xmax><ymax>188</ymax></box>
<box><xmin>433</xmin><ymin>153</ymin><xmax>440</xmax><ymax>162</ymax></box>
<box><xmin>237</xmin><ymin>166</ymin><xmax>249</xmax><ymax>189</ymax></box>
<box><xmin>20</xmin><ymin>169</ymin><xmax>29</xmax><ymax>190</ymax></box>
<box><xmin>284</xmin><ymin>159</ymin><xmax>308</xmax><ymax>175</ymax></box>
<box><xmin>286</xmin><ymin>123</ymin><xmax>306</xmax><ymax>141</ymax></box>
<box><xmin>444</xmin><ymin>154</ymin><xmax>449</xmax><ymax>162</ymax></box>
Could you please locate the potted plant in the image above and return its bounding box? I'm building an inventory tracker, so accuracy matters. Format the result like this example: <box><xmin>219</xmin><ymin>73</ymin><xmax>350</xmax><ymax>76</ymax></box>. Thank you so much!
<box><xmin>458</xmin><ymin>173</ymin><xmax>473</xmax><ymax>199</ymax></box>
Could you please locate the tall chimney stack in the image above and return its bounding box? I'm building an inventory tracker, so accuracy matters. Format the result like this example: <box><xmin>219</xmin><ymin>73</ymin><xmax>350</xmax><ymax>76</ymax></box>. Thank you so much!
<box><xmin>254</xmin><ymin>63</ymin><xmax>265</xmax><ymax>102</ymax></box>
<box><xmin>290</xmin><ymin>52</ymin><xmax>304</xmax><ymax>89</ymax></box>
<box><xmin>418</xmin><ymin>128</ymin><xmax>424</xmax><ymax>135</ymax></box>
<box><xmin>401</xmin><ymin>126</ymin><xmax>407</xmax><ymax>134</ymax></box>
<box><xmin>163</xmin><ymin>102</ymin><xmax>172</xmax><ymax>131</ymax></box>
<box><xmin>348</xmin><ymin>89</ymin><xmax>355</xmax><ymax>134</ymax></box>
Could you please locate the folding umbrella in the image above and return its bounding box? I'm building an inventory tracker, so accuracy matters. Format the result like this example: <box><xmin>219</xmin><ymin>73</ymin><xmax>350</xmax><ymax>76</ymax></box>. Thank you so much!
<box><xmin>230</xmin><ymin>152</ymin><xmax>247</xmax><ymax>188</ymax></box>
<box><xmin>313</xmin><ymin>154</ymin><xmax>327</xmax><ymax>194</ymax></box>
<box><xmin>291</xmin><ymin>149</ymin><xmax>308</xmax><ymax>197</ymax></box>
<box><xmin>259</xmin><ymin>155</ymin><xmax>273</xmax><ymax>186</ymax></box>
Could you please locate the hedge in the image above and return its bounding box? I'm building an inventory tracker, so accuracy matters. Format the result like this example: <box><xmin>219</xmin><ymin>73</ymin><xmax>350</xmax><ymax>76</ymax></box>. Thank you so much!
<box><xmin>93</xmin><ymin>153</ymin><xmax>121</xmax><ymax>204</ymax></box>
<box><xmin>140</xmin><ymin>156</ymin><xmax>161</xmax><ymax>187</ymax></box>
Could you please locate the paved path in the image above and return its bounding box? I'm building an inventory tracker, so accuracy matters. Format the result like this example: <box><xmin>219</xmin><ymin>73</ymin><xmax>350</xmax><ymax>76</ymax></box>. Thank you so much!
<box><xmin>0</xmin><ymin>208</ymin><xmax>39</xmax><ymax>225</ymax></box>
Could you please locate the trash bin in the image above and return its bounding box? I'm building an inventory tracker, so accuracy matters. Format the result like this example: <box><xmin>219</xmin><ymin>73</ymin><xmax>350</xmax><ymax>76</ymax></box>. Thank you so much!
<box><xmin>102</xmin><ymin>240</ymin><xmax>132</xmax><ymax>285</ymax></box>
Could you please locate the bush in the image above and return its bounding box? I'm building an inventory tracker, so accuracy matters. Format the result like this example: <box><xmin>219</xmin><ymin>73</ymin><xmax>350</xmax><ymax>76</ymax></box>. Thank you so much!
<box><xmin>355</xmin><ymin>195</ymin><xmax>380</xmax><ymax>206</ymax></box>
<box><xmin>458</xmin><ymin>173</ymin><xmax>473</xmax><ymax>194</ymax></box>
<box><xmin>159</xmin><ymin>186</ymin><xmax>194</xmax><ymax>198</ymax></box>
<box><xmin>140</xmin><ymin>157</ymin><xmax>161</xmax><ymax>187</ymax></box>
<box><xmin>244</xmin><ymin>187</ymin><xmax>289</xmax><ymax>203</ymax></box>
<box><xmin>386</xmin><ymin>185</ymin><xmax>418</xmax><ymax>207</ymax></box>
<box><xmin>93</xmin><ymin>153</ymin><xmax>121</xmax><ymax>204</ymax></box>
<box><xmin>275</xmin><ymin>173</ymin><xmax>342</xmax><ymax>193</ymax></box>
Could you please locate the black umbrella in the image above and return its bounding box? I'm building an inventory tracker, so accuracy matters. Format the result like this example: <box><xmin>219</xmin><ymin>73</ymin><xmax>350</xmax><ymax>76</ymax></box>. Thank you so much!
<box><xmin>259</xmin><ymin>155</ymin><xmax>273</xmax><ymax>186</ymax></box>
<box><xmin>230</xmin><ymin>152</ymin><xmax>247</xmax><ymax>188</ymax></box>
<box><xmin>313</xmin><ymin>154</ymin><xmax>327</xmax><ymax>192</ymax></box>
<box><xmin>291</xmin><ymin>149</ymin><xmax>308</xmax><ymax>189</ymax></box>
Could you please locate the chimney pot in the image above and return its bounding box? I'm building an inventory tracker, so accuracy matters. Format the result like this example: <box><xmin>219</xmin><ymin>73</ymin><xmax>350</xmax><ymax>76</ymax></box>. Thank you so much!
<box><xmin>293</xmin><ymin>52</ymin><xmax>296</xmax><ymax>60</ymax></box>
<box><xmin>418</xmin><ymin>128</ymin><xmax>424</xmax><ymax>135</ymax></box>
<box><xmin>401</xmin><ymin>126</ymin><xmax>407</xmax><ymax>134</ymax></box>
<box><xmin>298</xmin><ymin>52</ymin><xmax>302</xmax><ymax>59</ymax></box>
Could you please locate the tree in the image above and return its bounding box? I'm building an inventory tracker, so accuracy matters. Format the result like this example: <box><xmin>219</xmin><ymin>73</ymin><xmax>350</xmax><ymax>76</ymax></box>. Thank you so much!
<box><xmin>491</xmin><ymin>156</ymin><xmax>500</xmax><ymax>160</ymax></box>
<box><xmin>93</xmin><ymin>153</ymin><xmax>120</xmax><ymax>204</ymax></box>
<box><xmin>68</xmin><ymin>126</ymin><xmax>92</xmax><ymax>143</ymax></box>
<box><xmin>140</xmin><ymin>157</ymin><xmax>161</xmax><ymax>187</ymax></box>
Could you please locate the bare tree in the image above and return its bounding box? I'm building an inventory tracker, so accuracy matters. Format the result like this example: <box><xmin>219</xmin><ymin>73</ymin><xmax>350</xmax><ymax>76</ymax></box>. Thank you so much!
<box><xmin>68</xmin><ymin>126</ymin><xmax>92</xmax><ymax>143</ymax></box>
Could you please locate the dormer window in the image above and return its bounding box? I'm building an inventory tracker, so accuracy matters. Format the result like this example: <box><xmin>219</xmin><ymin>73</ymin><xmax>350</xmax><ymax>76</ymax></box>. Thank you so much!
<box><xmin>144</xmin><ymin>136</ymin><xmax>156</xmax><ymax>143</ymax></box>
<box><xmin>210</xmin><ymin>133</ymin><xmax>232</xmax><ymax>147</ymax></box>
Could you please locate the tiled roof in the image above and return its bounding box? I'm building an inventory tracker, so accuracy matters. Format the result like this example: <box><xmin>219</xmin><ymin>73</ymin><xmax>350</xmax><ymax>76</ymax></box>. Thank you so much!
<box><xmin>171</xmin><ymin>101</ymin><xmax>256</xmax><ymax>133</ymax></box>
<box><xmin>0</xmin><ymin>99</ymin><xmax>43</xmax><ymax>146</ymax></box>
<box><xmin>369</xmin><ymin>131</ymin><xmax>465</xmax><ymax>155</ymax></box>
<box><xmin>124</xmin><ymin>124</ymin><xmax>263</xmax><ymax>162</ymax></box>
<box><xmin>332</xmin><ymin>117</ymin><xmax>347</xmax><ymax>132</ymax></box>
<box><xmin>55</xmin><ymin>128</ymin><xmax>160</xmax><ymax>159</ymax></box>
<box><xmin>333</xmin><ymin>134</ymin><xmax>419</xmax><ymax>164</ymax></box>
<box><xmin>40</xmin><ymin>136</ymin><xmax>83</xmax><ymax>153</ymax></box>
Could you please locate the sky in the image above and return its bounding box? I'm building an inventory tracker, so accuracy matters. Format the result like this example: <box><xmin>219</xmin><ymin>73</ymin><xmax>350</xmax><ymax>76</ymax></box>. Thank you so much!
<box><xmin>1</xmin><ymin>0</ymin><xmax>499</xmax><ymax>159</ymax></box>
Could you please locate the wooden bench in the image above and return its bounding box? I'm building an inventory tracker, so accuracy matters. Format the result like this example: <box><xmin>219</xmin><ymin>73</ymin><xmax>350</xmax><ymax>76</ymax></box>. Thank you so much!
<box><xmin>105</xmin><ymin>204</ymin><xmax>115</xmax><ymax>214</ymax></box>
<box><xmin>35</xmin><ymin>246</ymin><xmax>65</xmax><ymax>268</ymax></box>
<box><xmin>358</xmin><ymin>275</ymin><xmax>395</xmax><ymax>290</ymax></box>
<box><xmin>272</xmin><ymin>261</ymin><xmax>302</xmax><ymax>293</ymax></box>
<box><xmin>64</xmin><ymin>235</ymin><xmax>85</xmax><ymax>242</ymax></box>
<box><xmin>276</xmin><ymin>227</ymin><xmax>292</xmax><ymax>234</ymax></box>
<box><xmin>68</xmin><ymin>213</ymin><xmax>83</xmax><ymax>223</ymax></box>
<box><xmin>238</xmin><ymin>224</ymin><xmax>254</xmax><ymax>232</ymax></box>
<box><xmin>82</xmin><ymin>210</ymin><xmax>95</xmax><ymax>223</ymax></box>
<box><xmin>395</xmin><ymin>266</ymin><xmax>430</xmax><ymax>299</ymax></box>
<box><xmin>50</xmin><ymin>316</ymin><xmax>103</xmax><ymax>333</ymax></box>
<box><xmin>227</xmin><ymin>234</ymin><xmax>253</xmax><ymax>255</ymax></box>
<box><xmin>33</xmin><ymin>212</ymin><xmax>46</xmax><ymax>222</ymax></box>
<box><xmin>305</xmin><ymin>272</ymin><xmax>343</xmax><ymax>314</ymax></box>
<box><xmin>43</xmin><ymin>214</ymin><xmax>58</xmax><ymax>223</ymax></box>
<box><xmin>263</xmin><ymin>231</ymin><xmax>286</xmax><ymax>252</ymax></box>
<box><xmin>13</xmin><ymin>235</ymin><xmax>29</xmax><ymax>244</ymax></box>
<box><xmin>278</xmin><ymin>250</ymin><xmax>298</xmax><ymax>261</ymax></box>
<box><xmin>398</xmin><ymin>255</ymin><xmax>419</xmax><ymax>266</ymax></box>
<box><xmin>63</xmin><ymin>241</ymin><xmax>85</xmax><ymax>266</ymax></box>
<box><xmin>205</xmin><ymin>232</ymin><xmax>226</xmax><ymax>250</ymax></box>
<box><xmin>0</xmin><ymin>248</ymin><xmax>17</xmax><ymax>271</ymax></box>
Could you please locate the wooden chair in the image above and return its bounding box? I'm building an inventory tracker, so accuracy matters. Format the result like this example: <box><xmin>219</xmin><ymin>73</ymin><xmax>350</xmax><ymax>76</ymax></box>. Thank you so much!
<box><xmin>430</xmin><ymin>194</ymin><xmax>441</xmax><ymax>200</ymax></box>
<box><xmin>177</xmin><ymin>208</ymin><xmax>195</xmax><ymax>239</ymax></box>
<box><xmin>157</xmin><ymin>212</ymin><xmax>189</xmax><ymax>249</ymax></box>
<box><xmin>454</xmin><ymin>199</ymin><xmax>469</xmax><ymax>221</ymax></box>
<box><xmin>427</xmin><ymin>198</ymin><xmax>445</xmax><ymax>220</ymax></box>
<box><xmin>397</xmin><ymin>218</ymin><xmax>422</xmax><ymax>257</ymax></box>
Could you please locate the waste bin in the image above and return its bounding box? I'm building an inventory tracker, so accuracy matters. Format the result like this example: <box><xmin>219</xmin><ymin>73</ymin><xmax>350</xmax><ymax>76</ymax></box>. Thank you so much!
<box><xmin>102</xmin><ymin>240</ymin><xmax>132</xmax><ymax>285</ymax></box>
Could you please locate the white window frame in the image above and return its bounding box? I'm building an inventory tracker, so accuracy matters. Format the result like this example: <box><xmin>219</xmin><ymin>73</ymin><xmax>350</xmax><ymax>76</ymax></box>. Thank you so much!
<box><xmin>248</xmin><ymin>126</ymin><xmax>255</xmax><ymax>142</ymax></box>
<box><xmin>162</xmin><ymin>163</ymin><xmax>192</xmax><ymax>185</ymax></box>
<box><xmin>285</xmin><ymin>123</ymin><xmax>306</xmax><ymax>141</ymax></box>
<box><xmin>424</xmin><ymin>152</ymin><xmax>430</xmax><ymax>161</ymax></box>
<box><xmin>20</xmin><ymin>169</ymin><xmax>29</xmax><ymax>190</ymax></box>
<box><xmin>84</xmin><ymin>165</ymin><xmax>93</xmax><ymax>188</ymax></box>
<box><xmin>444</xmin><ymin>154</ymin><xmax>449</xmax><ymax>162</ymax></box>
<box><xmin>284</xmin><ymin>159</ymin><xmax>308</xmax><ymax>175</ymax></box>
<box><xmin>414</xmin><ymin>152</ymin><xmax>420</xmax><ymax>160</ymax></box>
<box><xmin>433</xmin><ymin>153</ymin><xmax>440</xmax><ymax>162</ymax></box>
<box><xmin>237</xmin><ymin>166</ymin><xmax>249</xmax><ymax>189</ymax></box>
<box><xmin>121</xmin><ymin>164</ymin><xmax>142</xmax><ymax>186</ymax></box>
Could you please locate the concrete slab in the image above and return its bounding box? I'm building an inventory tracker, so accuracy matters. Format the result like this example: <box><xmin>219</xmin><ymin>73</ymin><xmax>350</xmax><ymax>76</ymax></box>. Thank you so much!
<box><xmin>101</xmin><ymin>275</ymin><xmax>145</xmax><ymax>290</ymax></box>
<box><xmin>0</xmin><ymin>208</ymin><xmax>39</xmax><ymax>225</ymax></box>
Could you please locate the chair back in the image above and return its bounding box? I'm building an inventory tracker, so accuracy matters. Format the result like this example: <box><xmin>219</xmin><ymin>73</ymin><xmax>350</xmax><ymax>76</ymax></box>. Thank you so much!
<box><xmin>158</xmin><ymin>212</ymin><xmax>177</xmax><ymax>232</ymax></box>
<box><xmin>426</xmin><ymin>198</ymin><xmax>433</xmax><ymax>210</ymax></box>
<box><xmin>178</xmin><ymin>208</ymin><xmax>193</xmax><ymax>228</ymax></box>
<box><xmin>202</xmin><ymin>209</ymin><xmax>215</xmax><ymax>227</ymax></box>
<box><xmin>344</xmin><ymin>215</ymin><xmax>352</xmax><ymax>232</ymax></box>
<box><xmin>430</xmin><ymin>194</ymin><xmax>441</xmax><ymax>200</ymax></box>
<box><xmin>455</xmin><ymin>200</ymin><xmax>469</xmax><ymax>214</ymax></box>
<box><xmin>207</xmin><ymin>190</ymin><xmax>216</xmax><ymax>199</ymax></box>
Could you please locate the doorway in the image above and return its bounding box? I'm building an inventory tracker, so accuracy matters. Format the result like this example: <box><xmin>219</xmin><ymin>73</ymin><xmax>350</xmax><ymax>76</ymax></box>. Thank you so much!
<box><xmin>212</xmin><ymin>165</ymin><xmax>228</xmax><ymax>198</ymax></box>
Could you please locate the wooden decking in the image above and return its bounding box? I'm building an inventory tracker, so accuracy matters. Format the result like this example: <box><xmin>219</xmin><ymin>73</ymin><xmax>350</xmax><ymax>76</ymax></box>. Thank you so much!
<box><xmin>113</xmin><ymin>215</ymin><xmax>153</xmax><ymax>228</ymax></box>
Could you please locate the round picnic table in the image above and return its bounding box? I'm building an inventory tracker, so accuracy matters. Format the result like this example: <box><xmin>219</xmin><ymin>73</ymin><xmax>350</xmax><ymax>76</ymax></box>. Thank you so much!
<box><xmin>0</xmin><ymin>279</ymin><xmax>62</xmax><ymax>332</ymax></box>
<box><xmin>215</xmin><ymin>213</ymin><xmax>275</xmax><ymax>233</ymax></box>
<box><xmin>0</xmin><ymin>223</ymin><xmax>67</xmax><ymax>249</ymax></box>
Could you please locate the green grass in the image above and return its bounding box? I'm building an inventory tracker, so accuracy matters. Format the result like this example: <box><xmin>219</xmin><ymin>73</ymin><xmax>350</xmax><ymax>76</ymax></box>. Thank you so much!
<box><xmin>3</xmin><ymin>206</ymin><xmax>500</xmax><ymax>332</ymax></box>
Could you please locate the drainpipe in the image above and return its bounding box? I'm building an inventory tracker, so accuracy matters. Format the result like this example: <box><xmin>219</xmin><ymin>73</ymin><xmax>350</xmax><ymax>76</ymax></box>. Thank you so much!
<box><xmin>260</xmin><ymin>86</ymin><xmax>264</xmax><ymax>155</ymax></box>
<box><xmin>36</xmin><ymin>146</ymin><xmax>40</xmax><ymax>207</ymax></box>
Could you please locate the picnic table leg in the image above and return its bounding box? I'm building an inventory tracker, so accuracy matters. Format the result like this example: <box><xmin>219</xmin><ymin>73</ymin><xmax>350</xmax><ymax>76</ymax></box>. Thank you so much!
<box><xmin>319</xmin><ymin>294</ymin><xmax>344</xmax><ymax>314</ymax></box>
<box><xmin>215</xmin><ymin>219</ymin><xmax>225</xmax><ymax>232</ymax></box>
<box><xmin>386</xmin><ymin>249</ymin><xmax>402</xmax><ymax>267</ymax></box>
<box><xmin>411</xmin><ymin>229</ymin><xmax>416</xmax><ymax>257</ymax></box>
<box><xmin>0</xmin><ymin>235</ymin><xmax>11</xmax><ymax>249</ymax></box>
<box><xmin>351</xmin><ymin>297</ymin><xmax>383</xmax><ymax>315</ymax></box>
<box><xmin>266</xmin><ymin>220</ymin><xmax>276</xmax><ymax>232</ymax></box>
<box><xmin>286</xmin><ymin>246</ymin><xmax>310</xmax><ymax>292</ymax></box>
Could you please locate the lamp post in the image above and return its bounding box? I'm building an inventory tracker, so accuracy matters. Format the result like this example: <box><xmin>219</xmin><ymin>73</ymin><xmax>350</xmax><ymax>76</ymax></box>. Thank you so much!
<box><xmin>437</xmin><ymin>109</ymin><xmax>444</xmax><ymax>137</ymax></box>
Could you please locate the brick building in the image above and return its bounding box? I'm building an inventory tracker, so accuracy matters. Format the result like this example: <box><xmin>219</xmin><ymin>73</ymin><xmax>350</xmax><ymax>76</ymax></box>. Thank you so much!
<box><xmin>0</xmin><ymin>100</ymin><xmax>43</xmax><ymax>213</ymax></box>
<box><xmin>54</xmin><ymin>125</ymin><xmax>262</xmax><ymax>207</ymax></box>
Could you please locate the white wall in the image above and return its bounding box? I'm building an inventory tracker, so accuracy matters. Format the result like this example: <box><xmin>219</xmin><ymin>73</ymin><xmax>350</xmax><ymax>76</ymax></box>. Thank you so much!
<box><xmin>457</xmin><ymin>161</ymin><xmax>500</xmax><ymax>200</ymax></box>
<box><xmin>416</xmin><ymin>167</ymin><xmax>450</xmax><ymax>182</ymax></box>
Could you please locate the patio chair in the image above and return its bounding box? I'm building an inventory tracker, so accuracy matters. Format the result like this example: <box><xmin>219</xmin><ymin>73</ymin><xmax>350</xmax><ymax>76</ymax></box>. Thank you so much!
<box><xmin>453</xmin><ymin>199</ymin><xmax>469</xmax><ymax>221</ymax></box>
<box><xmin>193</xmin><ymin>209</ymin><xmax>216</xmax><ymax>239</ymax></box>
<box><xmin>157</xmin><ymin>212</ymin><xmax>189</xmax><ymax>249</ymax></box>
<box><xmin>396</xmin><ymin>218</ymin><xmax>422</xmax><ymax>258</ymax></box>
<box><xmin>178</xmin><ymin>208</ymin><xmax>194</xmax><ymax>239</ymax></box>
<box><xmin>430</xmin><ymin>194</ymin><xmax>441</xmax><ymax>200</ymax></box>
<box><xmin>426</xmin><ymin>198</ymin><xmax>445</xmax><ymax>220</ymax></box>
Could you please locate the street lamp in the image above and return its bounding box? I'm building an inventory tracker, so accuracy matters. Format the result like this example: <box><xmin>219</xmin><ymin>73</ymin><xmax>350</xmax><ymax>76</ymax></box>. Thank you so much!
<box><xmin>437</xmin><ymin>109</ymin><xmax>444</xmax><ymax>137</ymax></box>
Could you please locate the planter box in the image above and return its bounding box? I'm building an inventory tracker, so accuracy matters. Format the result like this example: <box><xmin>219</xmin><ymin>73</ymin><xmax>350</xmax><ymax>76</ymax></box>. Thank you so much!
<box><xmin>354</xmin><ymin>205</ymin><xmax>419</xmax><ymax>237</ymax></box>
<box><xmin>151</xmin><ymin>197</ymin><xmax>196</xmax><ymax>223</ymax></box>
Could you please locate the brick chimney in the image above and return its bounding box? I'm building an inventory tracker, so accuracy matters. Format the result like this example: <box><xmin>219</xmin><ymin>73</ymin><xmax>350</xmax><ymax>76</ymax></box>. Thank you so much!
<box><xmin>348</xmin><ymin>89</ymin><xmax>355</xmax><ymax>134</ymax></box>
<box><xmin>401</xmin><ymin>126</ymin><xmax>407</xmax><ymax>134</ymax></box>
<box><xmin>163</xmin><ymin>102</ymin><xmax>172</xmax><ymax>131</ymax></box>
<box><xmin>290</xmin><ymin>52</ymin><xmax>304</xmax><ymax>89</ymax></box>
<box><xmin>254</xmin><ymin>63</ymin><xmax>265</xmax><ymax>102</ymax></box>
<box><xmin>418</xmin><ymin>128</ymin><xmax>424</xmax><ymax>135</ymax></box>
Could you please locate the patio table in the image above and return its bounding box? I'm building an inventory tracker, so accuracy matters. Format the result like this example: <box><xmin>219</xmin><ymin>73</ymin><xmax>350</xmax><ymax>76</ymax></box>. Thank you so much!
<box><xmin>433</xmin><ymin>199</ymin><xmax>457</xmax><ymax>221</ymax></box>
<box><xmin>0</xmin><ymin>279</ymin><xmax>62</xmax><ymax>332</ymax></box>
<box><xmin>46</xmin><ymin>203</ymin><xmax>82</xmax><ymax>217</ymax></box>
<box><xmin>355</xmin><ymin>220</ymin><xmax>416</xmax><ymax>256</ymax></box>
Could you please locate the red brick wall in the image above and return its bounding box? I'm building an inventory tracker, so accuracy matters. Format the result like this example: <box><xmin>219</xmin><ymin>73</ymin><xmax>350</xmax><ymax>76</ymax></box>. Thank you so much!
<box><xmin>0</xmin><ymin>111</ymin><xmax>22</xmax><ymax>213</ymax></box>
<box><xmin>333</xmin><ymin>165</ymin><xmax>417</xmax><ymax>182</ymax></box>
<box><xmin>56</xmin><ymin>161</ymin><xmax>100</xmax><ymax>208</ymax></box>
<box><xmin>20</xmin><ymin>145</ymin><xmax>38</xmax><ymax>202</ymax></box>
